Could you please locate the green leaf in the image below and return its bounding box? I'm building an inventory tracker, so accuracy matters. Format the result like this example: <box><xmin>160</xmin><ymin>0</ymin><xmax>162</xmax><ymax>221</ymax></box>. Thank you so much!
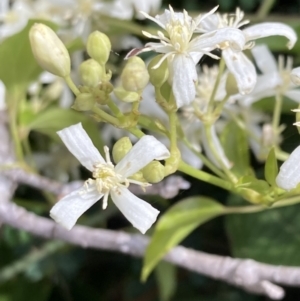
<box><xmin>264</xmin><ymin>147</ymin><xmax>278</xmax><ymax>186</ymax></box>
<box><xmin>220</xmin><ymin>120</ymin><xmax>251</xmax><ymax>177</ymax></box>
<box><xmin>155</xmin><ymin>262</ymin><xmax>177</xmax><ymax>301</ymax></box>
<box><xmin>22</xmin><ymin>107</ymin><xmax>103</xmax><ymax>150</ymax></box>
<box><xmin>226</xmin><ymin>194</ymin><xmax>300</xmax><ymax>265</ymax></box>
<box><xmin>142</xmin><ymin>197</ymin><xmax>225</xmax><ymax>281</ymax></box>
<box><xmin>0</xmin><ymin>19</ymin><xmax>58</xmax><ymax>91</ymax></box>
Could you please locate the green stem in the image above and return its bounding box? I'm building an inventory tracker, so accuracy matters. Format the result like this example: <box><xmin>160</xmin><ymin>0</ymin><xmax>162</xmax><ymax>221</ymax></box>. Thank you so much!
<box><xmin>257</xmin><ymin>0</ymin><xmax>276</xmax><ymax>19</ymax></box>
<box><xmin>7</xmin><ymin>89</ymin><xmax>24</xmax><ymax>161</ymax></box>
<box><xmin>64</xmin><ymin>75</ymin><xmax>80</xmax><ymax>96</ymax></box>
<box><xmin>204</xmin><ymin>124</ymin><xmax>237</xmax><ymax>183</ymax></box>
<box><xmin>128</xmin><ymin>127</ymin><xmax>145</xmax><ymax>138</ymax></box>
<box><xmin>107</xmin><ymin>97</ymin><xmax>124</xmax><ymax>119</ymax></box>
<box><xmin>207</xmin><ymin>58</ymin><xmax>225</xmax><ymax>114</ymax></box>
<box><xmin>182</xmin><ymin>137</ymin><xmax>227</xmax><ymax>179</ymax></box>
<box><xmin>92</xmin><ymin>106</ymin><xmax>120</xmax><ymax>126</ymax></box>
<box><xmin>168</xmin><ymin>111</ymin><xmax>177</xmax><ymax>151</ymax></box>
<box><xmin>272</xmin><ymin>93</ymin><xmax>283</xmax><ymax>133</ymax></box>
<box><xmin>178</xmin><ymin>160</ymin><xmax>233</xmax><ymax>191</ymax></box>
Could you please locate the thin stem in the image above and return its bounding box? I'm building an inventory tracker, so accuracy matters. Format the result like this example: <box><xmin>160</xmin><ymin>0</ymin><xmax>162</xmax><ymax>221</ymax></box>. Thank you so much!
<box><xmin>204</xmin><ymin>124</ymin><xmax>237</xmax><ymax>183</ymax></box>
<box><xmin>64</xmin><ymin>75</ymin><xmax>80</xmax><ymax>96</ymax></box>
<box><xmin>272</xmin><ymin>93</ymin><xmax>283</xmax><ymax>133</ymax></box>
<box><xmin>7</xmin><ymin>89</ymin><xmax>24</xmax><ymax>161</ymax></box>
<box><xmin>128</xmin><ymin>127</ymin><xmax>145</xmax><ymax>138</ymax></box>
<box><xmin>92</xmin><ymin>106</ymin><xmax>120</xmax><ymax>126</ymax></box>
<box><xmin>107</xmin><ymin>97</ymin><xmax>124</xmax><ymax>119</ymax></box>
<box><xmin>178</xmin><ymin>160</ymin><xmax>233</xmax><ymax>191</ymax></box>
<box><xmin>257</xmin><ymin>0</ymin><xmax>276</xmax><ymax>19</ymax></box>
<box><xmin>182</xmin><ymin>137</ymin><xmax>227</xmax><ymax>179</ymax></box>
<box><xmin>207</xmin><ymin>58</ymin><xmax>225</xmax><ymax>114</ymax></box>
<box><xmin>168</xmin><ymin>111</ymin><xmax>177</xmax><ymax>151</ymax></box>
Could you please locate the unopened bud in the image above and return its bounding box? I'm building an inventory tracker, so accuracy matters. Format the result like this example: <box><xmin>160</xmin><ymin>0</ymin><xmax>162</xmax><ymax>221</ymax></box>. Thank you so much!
<box><xmin>112</xmin><ymin>137</ymin><xmax>132</xmax><ymax>163</ymax></box>
<box><xmin>143</xmin><ymin>161</ymin><xmax>165</xmax><ymax>183</ymax></box>
<box><xmin>29</xmin><ymin>23</ymin><xmax>70</xmax><ymax>77</ymax></box>
<box><xmin>86</xmin><ymin>31</ymin><xmax>111</xmax><ymax>66</ymax></box>
<box><xmin>114</xmin><ymin>87</ymin><xmax>140</xmax><ymax>103</ymax></box>
<box><xmin>79</xmin><ymin>59</ymin><xmax>105</xmax><ymax>87</ymax></box>
<box><xmin>72</xmin><ymin>93</ymin><xmax>95</xmax><ymax>111</ymax></box>
<box><xmin>121</xmin><ymin>57</ymin><xmax>149</xmax><ymax>92</ymax></box>
<box><xmin>148</xmin><ymin>55</ymin><xmax>169</xmax><ymax>87</ymax></box>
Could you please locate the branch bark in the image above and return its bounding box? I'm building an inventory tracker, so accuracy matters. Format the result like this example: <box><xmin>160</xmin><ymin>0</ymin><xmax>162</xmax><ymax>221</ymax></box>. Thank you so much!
<box><xmin>1</xmin><ymin>200</ymin><xmax>300</xmax><ymax>300</ymax></box>
<box><xmin>1</xmin><ymin>111</ymin><xmax>300</xmax><ymax>300</ymax></box>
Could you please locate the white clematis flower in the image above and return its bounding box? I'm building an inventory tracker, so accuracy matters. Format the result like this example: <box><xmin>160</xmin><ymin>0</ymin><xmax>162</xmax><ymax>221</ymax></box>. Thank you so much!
<box><xmin>235</xmin><ymin>45</ymin><xmax>300</xmax><ymax>106</ymax></box>
<box><xmin>128</xmin><ymin>6</ymin><xmax>246</xmax><ymax>108</ymax></box>
<box><xmin>290</xmin><ymin>67</ymin><xmax>300</xmax><ymax>86</ymax></box>
<box><xmin>199</xmin><ymin>8</ymin><xmax>297</xmax><ymax>95</ymax></box>
<box><xmin>50</xmin><ymin>123</ymin><xmax>170</xmax><ymax>234</ymax></box>
<box><xmin>276</xmin><ymin>145</ymin><xmax>300</xmax><ymax>190</ymax></box>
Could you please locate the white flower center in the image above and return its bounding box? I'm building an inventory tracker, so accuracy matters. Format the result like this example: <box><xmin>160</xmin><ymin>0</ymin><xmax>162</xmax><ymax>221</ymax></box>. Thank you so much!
<box><xmin>84</xmin><ymin>146</ymin><xmax>150</xmax><ymax>209</ymax></box>
<box><xmin>166</xmin><ymin>19</ymin><xmax>193</xmax><ymax>52</ymax></box>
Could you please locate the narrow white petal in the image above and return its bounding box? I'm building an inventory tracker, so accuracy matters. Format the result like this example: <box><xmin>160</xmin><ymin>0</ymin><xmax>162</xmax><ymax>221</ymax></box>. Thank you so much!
<box><xmin>276</xmin><ymin>145</ymin><xmax>300</xmax><ymax>190</ymax></box>
<box><xmin>50</xmin><ymin>184</ymin><xmax>102</xmax><ymax>230</ymax></box>
<box><xmin>285</xmin><ymin>89</ymin><xmax>300</xmax><ymax>103</ymax></box>
<box><xmin>111</xmin><ymin>186</ymin><xmax>159</xmax><ymax>234</ymax></box>
<box><xmin>291</xmin><ymin>67</ymin><xmax>300</xmax><ymax>85</ymax></box>
<box><xmin>222</xmin><ymin>49</ymin><xmax>257</xmax><ymax>94</ymax></box>
<box><xmin>170</xmin><ymin>54</ymin><xmax>197</xmax><ymax>108</ymax></box>
<box><xmin>0</xmin><ymin>80</ymin><xmax>6</xmax><ymax>111</ymax></box>
<box><xmin>115</xmin><ymin>135</ymin><xmax>170</xmax><ymax>177</ymax></box>
<box><xmin>201</xmin><ymin>125</ymin><xmax>231</xmax><ymax>169</ymax></box>
<box><xmin>251</xmin><ymin>44</ymin><xmax>277</xmax><ymax>74</ymax></box>
<box><xmin>178</xmin><ymin>142</ymin><xmax>203</xmax><ymax>169</ymax></box>
<box><xmin>243</xmin><ymin>23</ymin><xmax>297</xmax><ymax>49</ymax></box>
<box><xmin>189</xmin><ymin>28</ymin><xmax>246</xmax><ymax>53</ymax></box>
<box><xmin>57</xmin><ymin>123</ymin><xmax>104</xmax><ymax>171</ymax></box>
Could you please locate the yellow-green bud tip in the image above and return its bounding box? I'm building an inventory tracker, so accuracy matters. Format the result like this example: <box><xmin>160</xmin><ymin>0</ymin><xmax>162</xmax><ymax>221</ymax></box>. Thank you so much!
<box><xmin>29</xmin><ymin>23</ymin><xmax>71</xmax><ymax>77</ymax></box>
<box><xmin>112</xmin><ymin>137</ymin><xmax>133</xmax><ymax>163</ymax></box>
<box><xmin>148</xmin><ymin>55</ymin><xmax>169</xmax><ymax>87</ymax></box>
<box><xmin>79</xmin><ymin>59</ymin><xmax>105</xmax><ymax>87</ymax></box>
<box><xmin>143</xmin><ymin>161</ymin><xmax>165</xmax><ymax>183</ymax></box>
<box><xmin>121</xmin><ymin>57</ymin><xmax>149</xmax><ymax>92</ymax></box>
<box><xmin>86</xmin><ymin>31</ymin><xmax>111</xmax><ymax>66</ymax></box>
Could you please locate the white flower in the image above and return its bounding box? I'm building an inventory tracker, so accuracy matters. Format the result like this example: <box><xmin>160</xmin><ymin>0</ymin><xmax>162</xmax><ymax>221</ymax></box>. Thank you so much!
<box><xmin>235</xmin><ymin>44</ymin><xmax>300</xmax><ymax>106</ymax></box>
<box><xmin>199</xmin><ymin>8</ymin><xmax>297</xmax><ymax>95</ymax></box>
<box><xmin>50</xmin><ymin>123</ymin><xmax>170</xmax><ymax>234</ymax></box>
<box><xmin>290</xmin><ymin>67</ymin><xmax>300</xmax><ymax>86</ymax></box>
<box><xmin>276</xmin><ymin>145</ymin><xmax>300</xmax><ymax>190</ymax></box>
<box><xmin>128</xmin><ymin>6</ymin><xmax>246</xmax><ymax>108</ymax></box>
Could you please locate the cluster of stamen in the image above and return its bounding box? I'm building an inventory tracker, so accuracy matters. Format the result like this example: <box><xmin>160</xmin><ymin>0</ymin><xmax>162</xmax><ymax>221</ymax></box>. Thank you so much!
<box><xmin>277</xmin><ymin>55</ymin><xmax>293</xmax><ymax>93</ymax></box>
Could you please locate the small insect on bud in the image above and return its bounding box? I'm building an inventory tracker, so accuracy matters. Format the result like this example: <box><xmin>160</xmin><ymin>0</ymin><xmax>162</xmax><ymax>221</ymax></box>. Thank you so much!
<box><xmin>148</xmin><ymin>54</ymin><xmax>169</xmax><ymax>87</ymax></box>
<box><xmin>142</xmin><ymin>161</ymin><xmax>165</xmax><ymax>183</ymax></box>
<box><xmin>112</xmin><ymin>137</ymin><xmax>133</xmax><ymax>164</ymax></box>
<box><xmin>86</xmin><ymin>31</ymin><xmax>111</xmax><ymax>66</ymax></box>
<box><xmin>121</xmin><ymin>57</ymin><xmax>149</xmax><ymax>92</ymax></box>
<box><xmin>79</xmin><ymin>59</ymin><xmax>105</xmax><ymax>87</ymax></box>
<box><xmin>29</xmin><ymin>23</ymin><xmax>71</xmax><ymax>77</ymax></box>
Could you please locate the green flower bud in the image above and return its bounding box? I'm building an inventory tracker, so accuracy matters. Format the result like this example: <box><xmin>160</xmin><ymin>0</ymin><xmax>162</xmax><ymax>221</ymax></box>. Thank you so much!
<box><xmin>143</xmin><ymin>161</ymin><xmax>165</xmax><ymax>183</ymax></box>
<box><xmin>121</xmin><ymin>57</ymin><xmax>149</xmax><ymax>92</ymax></box>
<box><xmin>114</xmin><ymin>87</ymin><xmax>140</xmax><ymax>103</ymax></box>
<box><xmin>29</xmin><ymin>23</ymin><xmax>70</xmax><ymax>77</ymax></box>
<box><xmin>148</xmin><ymin>55</ymin><xmax>169</xmax><ymax>87</ymax></box>
<box><xmin>225</xmin><ymin>72</ymin><xmax>239</xmax><ymax>96</ymax></box>
<box><xmin>79</xmin><ymin>59</ymin><xmax>105</xmax><ymax>87</ymax></box>
<box><xmin>112</xmin><ymin>137</ymin><xmax>132</xmax><ymax>163</ymax></box>
<box><xmin>72</xmin><ymin>93</ymin><xmax>95</xmax><ymax>111</ymax></box>
<box><xmin>86</xmin><ymin>31</ymin><xmax>111</xmax><ymax>66</ymax></box>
